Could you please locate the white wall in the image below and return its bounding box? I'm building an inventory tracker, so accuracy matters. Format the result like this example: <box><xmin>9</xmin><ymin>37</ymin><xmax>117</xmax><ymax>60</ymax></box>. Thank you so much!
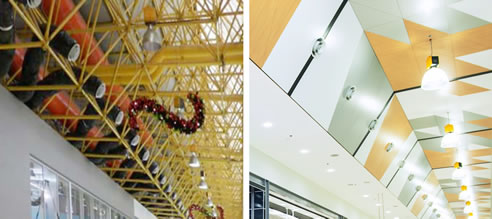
<box><xmin>0</xmin><ymin>86</ymin><xmax>152</xmax><ymax>218</ymax></box>
<box><xmin>251</xmin><ymin>147</ymin><xmax>375</xmax><ymax>219</ymax></box>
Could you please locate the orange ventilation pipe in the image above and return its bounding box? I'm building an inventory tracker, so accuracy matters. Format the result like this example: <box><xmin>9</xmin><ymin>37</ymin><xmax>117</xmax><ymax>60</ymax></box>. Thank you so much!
<box><xmin>40</xmin><ymin>0</ymin><xmax>154</xmax><ymax>144</ymax></box>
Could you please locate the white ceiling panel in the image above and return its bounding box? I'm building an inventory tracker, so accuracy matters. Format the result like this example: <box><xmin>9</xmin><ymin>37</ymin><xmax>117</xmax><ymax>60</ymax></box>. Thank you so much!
<box><xmin>262</xmin><ymin>0</ymin><xmax>345</xmax><ymax>91</ymax></box>
<box><xmin>291</xmin><ymin>4</ymin><xmax>364</xmax><ymax>129</ymax></box>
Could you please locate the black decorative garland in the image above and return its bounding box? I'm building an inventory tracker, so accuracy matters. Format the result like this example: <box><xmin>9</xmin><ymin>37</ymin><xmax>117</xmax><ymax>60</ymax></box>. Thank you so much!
<box><xmin>128</xmin><ymin>92</ymin><xmax>205</xmax><ymax>134</ymax></box>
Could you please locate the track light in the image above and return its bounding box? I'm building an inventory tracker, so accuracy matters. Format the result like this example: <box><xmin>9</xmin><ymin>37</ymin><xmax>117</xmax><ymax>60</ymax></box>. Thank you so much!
<box><xmin>142</xmin><ymin>6</ymin><xmax>161</xmax><ymax>51</ymax></box>
<box><xmin>199</xmin><ymin>170</ymin><xmax>208</xmax><ymax>190</ymax></box>
<box><xmin>188</xmin><ymin>152</ymin><xmax>200</xmax><ymax>168</ymax></box>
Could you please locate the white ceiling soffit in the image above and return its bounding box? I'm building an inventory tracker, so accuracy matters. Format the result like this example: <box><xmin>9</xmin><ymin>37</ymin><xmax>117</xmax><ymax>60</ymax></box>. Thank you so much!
<box><xmin>250</xmin><ymin>60</ymin><xmax>416</xmax><ymax>219</ymax></box>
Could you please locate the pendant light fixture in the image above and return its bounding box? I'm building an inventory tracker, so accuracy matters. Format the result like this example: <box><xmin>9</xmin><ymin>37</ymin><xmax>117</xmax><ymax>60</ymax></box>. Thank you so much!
<box><xmin>463</xmin><ymin>201</ymin><xmax>472</xmax><ymax>214</ymax></box>
<box><xmin>441</xmin><ymin>113</ymin><xmax>459</xmax><ymax>148</ymax></box>
<box><xmin>142</xmin><ymin>5</ymin><xmax>162</xmax><ymax>51</ymax></box>
<box><xmin>459</xmin><ymin>185</ymin><xmax>471</xmax><ymax>201</ymax></box>
<box><xmin>421</xmin><ymin>36</ymin><xmax>449</xmax><ymax>90</ymax></box>
<box><xmin>452</xmin><ymin>162</ymin><xmax>465</xmax><ymax>180</ymax></box>
<box><xmin>198</xmin><ymin>170</ymin><xmax>208</xmax><ymax>190</ymax></box>
<box><xmin>188</xmin><ymin>152</ymin><xmax>200</xmax><ymax>168</ymax></box>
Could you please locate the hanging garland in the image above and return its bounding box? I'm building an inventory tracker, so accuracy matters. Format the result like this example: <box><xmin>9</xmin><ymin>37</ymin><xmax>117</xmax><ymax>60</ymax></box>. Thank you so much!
<box><xmin>188</xmin><ymin>204</ymin><xmax>224</xmax><ymax>219</ymax></box>
<box><xmin>128</xmin><ymin>92</ymin><xmax>205</xmax><ymax>134</ymax></box>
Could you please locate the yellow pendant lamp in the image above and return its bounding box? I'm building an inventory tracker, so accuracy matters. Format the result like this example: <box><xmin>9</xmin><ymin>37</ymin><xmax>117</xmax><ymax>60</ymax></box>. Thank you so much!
<box><xmin>459</xmin><ymin>185</ymin><xmax>471</xmax><ymax>201</ymax></box>
<box><xmin>421</xmin><ymin>37</ymin><xmax>449</xmax><ymax>90</ymax></box>
<box><xmin>441</xmin><ymin>113</ymin><xmax>459</xmax><ymax>148</ymax></box>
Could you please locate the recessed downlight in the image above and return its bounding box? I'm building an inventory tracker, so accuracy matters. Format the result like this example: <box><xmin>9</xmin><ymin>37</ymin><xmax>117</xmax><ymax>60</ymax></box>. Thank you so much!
<box><xmin>299</xmin><ymin>149</ymin><xmax>310</xmax><ymax>154</ymax></box>
<box><xmin>362</xmin><ymin>194</ymin><xmax>369</xmax><ymax>198</ymax></box>
<box><xmin>262</xmin><ymin>122</ymin><xmax>273</xmax><ymax>128</ymax></box>
<box><xmin>385</xmin><ymin>210</ymin><xmax>391</xmax><ymax>214</ymax></box>
<box><xmin>326</xmin><ymin>168</ymin><xmax>336</xmax><ymax>173</ymax></box>
<box><xmin>376</xmin><ymin>203</ymin><xmax>382</xmax><ymax>207</ymax></box>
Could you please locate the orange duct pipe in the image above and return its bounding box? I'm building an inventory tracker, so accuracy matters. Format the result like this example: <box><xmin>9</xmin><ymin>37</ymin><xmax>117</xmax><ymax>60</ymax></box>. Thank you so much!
<box><xmin>41</xmin><ymin>0</ymin><xmax>108</xmax><ymax>66</ymax></box>
<box><xmin>40</xmin><ymin>0</ymin><xmax>154</xmax><ymax>145</ymax></box>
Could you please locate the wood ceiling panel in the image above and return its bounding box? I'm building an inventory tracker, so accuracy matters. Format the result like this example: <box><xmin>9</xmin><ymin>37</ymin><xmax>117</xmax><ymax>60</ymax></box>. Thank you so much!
<box><xmin>250</xmin><ymin>0</ymin><xmax>301</xmax><ymax>67</ymax></box>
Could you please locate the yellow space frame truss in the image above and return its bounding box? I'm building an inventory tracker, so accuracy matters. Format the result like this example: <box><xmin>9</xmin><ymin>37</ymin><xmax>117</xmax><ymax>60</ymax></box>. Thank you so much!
<box><xmin>1</xmin><ymin>0</ymin><xmax>243</xmax><ymax>218</ymax></box>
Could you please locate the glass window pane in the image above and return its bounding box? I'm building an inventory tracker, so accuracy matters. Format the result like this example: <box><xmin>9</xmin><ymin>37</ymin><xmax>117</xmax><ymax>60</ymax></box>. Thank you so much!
<box><xmin>83</xmin><ymin>193</ymin><xmax>92</xmax><ymax>219</ymax></box>
<box><xmin>58</xmin><ymin>177</ymin><xmax>69</xmax><ymax>219</ymax></box>
<box><xmin>72</xmin><ymin>187</ymin><xmax>81</xmax><ymax>219</ymax></box>
<box><xmin>30</xmin><ymin>161</ymin><xmax>44</xmax><ymax>219</ymax></box>
<box><xmin>93</xmin><ymin>199</ymin><xmax>100</xmax><ymax>219</ymax></box>
<box><xmin>99</xmin><ymin>203</ymin><xmax>109</xmax><ymax>219</ymax></box>
<box><xmin>43</xmin><ymin>168</ymin><xmax>58</xmax><ymax>219</ymax></box>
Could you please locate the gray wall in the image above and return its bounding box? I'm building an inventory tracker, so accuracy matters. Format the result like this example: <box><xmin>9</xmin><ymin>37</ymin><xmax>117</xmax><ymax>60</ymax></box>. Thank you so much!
<box><xmin>0</xmin><ymin>87</ymin><xmax>135</xmax><ymax>218</ymax></box>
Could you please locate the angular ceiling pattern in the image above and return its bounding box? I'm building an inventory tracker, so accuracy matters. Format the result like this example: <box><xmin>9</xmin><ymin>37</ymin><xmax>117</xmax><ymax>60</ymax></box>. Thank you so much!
<box><xmin>251</xmin><ymin>0</ymin><xmax>491</xmax><ymax>218</ymax></box>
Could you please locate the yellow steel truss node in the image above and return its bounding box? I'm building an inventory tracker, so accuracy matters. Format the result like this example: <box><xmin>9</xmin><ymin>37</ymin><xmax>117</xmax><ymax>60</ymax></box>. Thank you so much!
<box><xmin>2</xmin><ymin>0</ymin><xmax>243</xmax><ymax>218</ymax></box>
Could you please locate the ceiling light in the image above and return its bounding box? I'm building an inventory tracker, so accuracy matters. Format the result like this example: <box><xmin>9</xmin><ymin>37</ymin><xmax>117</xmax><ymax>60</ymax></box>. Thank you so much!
<box><xmin>459</xmin><ymin>185</ymin><xmax>471</xmax><ymax>201</ymax></box>
<box><xmin>385</xmin><ymin>210</ymin><xmax>391</xmax><ymax>214</ymax></box>
<box><xmin>188</xmin><ymin>152</ymin><xmax>200</xmax><ymax>168</ymax></box>
<box><xmin>463</xmin><ymin>201</ymin><xmax>472</xmax><ymax>213</ymax></box>
<box><xmin>422</xmin><ymin>65</ymin><xmax>448</xmax><ymax>90</ymax></box>
<box><xmin>394</xmin><ymin>217</ymin><xmax>399</xmax><ymax>219</ymax></box>
<box><xmin>344</xmin><ymin>86</ymin><xmax>356</xmax><ymax>101</ymax></box>
<box><xmin>299</xmin><ymin>149</ymin><xmax>310</xmax><ymax>154</ymax></box>
<box><xmin>142</xmin><ymin>6</ymin><xmax>161</xmax><ymax>51</ymax></box>
<box><xmin>421</xmin><ymin>38</ymin><xmax>448</xmax><ymax>90</ymax></box>
<box><xmin>207</xmin><ymin>197</ymin><xmax>214</xmax><ymax>207</ymax></box>
<box><xmin>326</xmin><ymin>168</ymin><xmax>336</xmax><ymax>173</ymax></box>
<box><xmin>408</xmin><ymin>174</ymin><xmax>415</xmax><ymax>181</ymax></box>
<box><xmin>376</xmin><ymin>203</ymin><xmax>382</xmax><ymax>207</ymax></box>
<box><xmin>441</xmin><ymin>117</ymin><xmax>459</xmax><ymax>148</ymax></box>
<box><xmin>362</xmin><ymin>194</ymin><xmax>369</xmax><ymax>198</ymax></box>
<box><xmin>312</xmin><ymin>38</ymin><xmax>325</xmax><ymax>57</ymax></box>
<box><xmin>199</xmin><ymin>170</ymin><xmax>208</xmax><ymax>190</ymax></box>
<box><xmin>262</xmin><ymin>122</ymin><xmax>273</xmax><ymax>128</ymax></box>
<box><xmin>384</xmin><ymin>142</ymin><xmax>394</xmax><ymax>152</ymax></box>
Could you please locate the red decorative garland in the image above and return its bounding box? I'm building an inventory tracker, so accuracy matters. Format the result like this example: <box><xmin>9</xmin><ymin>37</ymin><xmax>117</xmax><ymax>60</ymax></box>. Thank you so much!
<box><xmin>128</xmin><ymin>92</ymin><xmax>205</xmax><ymax>134</ymax></box>
<box><xmin>188</xmin><ymin>204</ymin><xmax>224</xmax><ymax>219</ymax></box>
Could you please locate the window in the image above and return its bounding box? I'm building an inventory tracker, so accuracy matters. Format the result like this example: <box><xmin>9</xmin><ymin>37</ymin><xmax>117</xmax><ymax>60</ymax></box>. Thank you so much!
<box><xmin>29</xmin><ymin>158</ymin><xmax>130</xmax><ymax>219</ymax></box>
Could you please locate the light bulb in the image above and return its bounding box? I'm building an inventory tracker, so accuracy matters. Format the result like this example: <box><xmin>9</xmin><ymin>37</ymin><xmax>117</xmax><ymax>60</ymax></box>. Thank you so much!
<box><xmin>421</xmin><ymin>67</ymin><xmax>449</xmax><ymax>90</ymax></box>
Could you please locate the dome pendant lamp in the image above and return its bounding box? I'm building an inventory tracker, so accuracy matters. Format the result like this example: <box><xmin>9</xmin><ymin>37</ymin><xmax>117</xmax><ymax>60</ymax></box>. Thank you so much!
<box><xmin>142</xmin><ymin>5</ymin><xmax>162</xmax><ymax>51</ymax></box>
<box><xmin>421</xmin><ymin>36</ymin><xmax>449</xmax><ymax>90</ymax></box>
<box><xmin>441</xmin><ymin>113</ymin><xmax>459</xmax><ymax>148</ymax></box>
